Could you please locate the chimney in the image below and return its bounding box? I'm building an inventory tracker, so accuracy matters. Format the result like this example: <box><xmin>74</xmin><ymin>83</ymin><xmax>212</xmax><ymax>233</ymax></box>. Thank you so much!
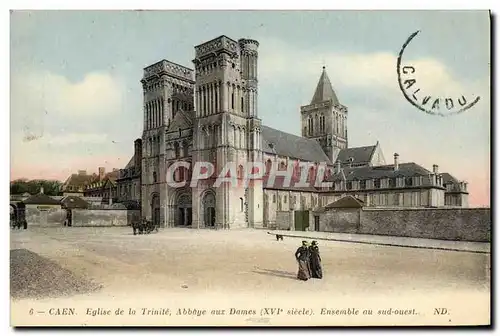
<box><xmin>432</xmin><ymin>164</ymin><xmax>439</xmax><ymax>174</ymax></box>
<box><xmin>394</xmin><ymin>153</ymin><xmax>399</xmax><ymax>171</ymax></box>
<box><xmin>40</xmin><ymin>186</ymin><xmax>44</xmax><ymax>194</ymax></box>
<box><xmin>99</xmin><ymin>167</ymin><xmax>106</xmax><ymax>180</ymax></box>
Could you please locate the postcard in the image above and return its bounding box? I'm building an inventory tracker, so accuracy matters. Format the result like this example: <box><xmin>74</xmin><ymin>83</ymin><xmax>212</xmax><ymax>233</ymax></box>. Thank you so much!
<box><xmin>10</xmin><ymin>9</ymin><xmax>491</xmax><ymax>327</ymax></box>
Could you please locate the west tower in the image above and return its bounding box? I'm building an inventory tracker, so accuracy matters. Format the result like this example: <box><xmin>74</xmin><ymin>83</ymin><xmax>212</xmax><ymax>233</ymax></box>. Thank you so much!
<box><xmin>141</xmin><ymin>60</ymin><xmax>195</xmax><ymax>226</ymax></box>
<box><xmin>191</xmin><ymin>35</ymin><xmax>263</xmax><ymax>229</ymax></box>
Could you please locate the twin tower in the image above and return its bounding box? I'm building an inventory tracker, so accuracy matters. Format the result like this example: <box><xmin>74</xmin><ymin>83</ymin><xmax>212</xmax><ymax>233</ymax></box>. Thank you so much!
<box><xmin>140</xmin><ymin>36</ymin><xmax>263</xmax><ymax>229</ymax></box>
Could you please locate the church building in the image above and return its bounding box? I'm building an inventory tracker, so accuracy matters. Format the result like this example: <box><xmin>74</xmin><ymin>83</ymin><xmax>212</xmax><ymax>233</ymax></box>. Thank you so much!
<box><xmin>116</xmin><ymin>34</ymin><xmax>469</xmax><ymax>230</ymax></box>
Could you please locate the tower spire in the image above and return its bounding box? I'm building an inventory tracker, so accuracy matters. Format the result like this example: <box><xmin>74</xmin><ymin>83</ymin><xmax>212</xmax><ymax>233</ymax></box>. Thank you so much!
<box><xmin>310</xmin><ymin>66</ymin><xmax>339</xmax><ymax>105</ymax></box>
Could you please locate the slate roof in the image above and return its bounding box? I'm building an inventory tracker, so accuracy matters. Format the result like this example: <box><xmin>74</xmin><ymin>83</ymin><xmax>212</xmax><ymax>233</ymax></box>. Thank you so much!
<box><xmin>327</xmin><ymin>162</ymin><xmax>432</xmax><ymax>182</ymax></box>
<box><xmin>261</xmin><ymin>125</ymin><xmax>332</xmax><ymax>164</ymax></box>
<box><xmin>262</xmin><ymin>175</ymin><xmax>319</xmax><ymax>192</ymax></box>
<box><xmin>335</xmin><ymin>145</ymin><xmax>377</xmax><ymax>165</ymax></box>
<box><xmin>89</xmin><ymin>170</ymin><xmax>119</xmax><ymax>185</ymax></box>
<box><xmin>23</xmin><ymin>193</ymin><xmax>61</xmax><ymax>205</ymax></box>
<box><xmin>63</xmin><ymin>173</ymin><xmax>93</xmax><ymax>190</ymax></box>
<box><xmin>325</xmin><ymin>195</ymin><xmax>365</xmax><ymax>209</ymax></box>
<box><xmin>441</xmin><ymin>172</ymin><xmax>459</xmax><ymax>184</ymax></box>
<box><xmin>311</xmin><ymin>67</ymin><xmax>340</xmax><ymax>105</ymax></box>
<box><xmin>60</xmin><ymin>196</ymin><xmax>89</xmax><ymax>209</ymax></box>
<box><xmin>124</xmin><ymin>155</ymin><xmax>135</xmax><ymax>169</ymax></box>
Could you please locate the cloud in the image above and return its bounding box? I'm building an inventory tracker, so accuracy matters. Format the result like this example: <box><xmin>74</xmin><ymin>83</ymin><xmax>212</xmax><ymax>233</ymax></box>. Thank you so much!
<box><xmin>10</xmin><ymin>69</ymin><xmax>131</xmax><ymax>181</ymax></box>
<box><xmin>258</xmin><ymin>36</ymin><xmax>487</xmax><ymax>100</ymax></box>
<box><xmin>11</xmin><ymin>70</ymin><xmax>125</xmax><ymax>136</ymax></box>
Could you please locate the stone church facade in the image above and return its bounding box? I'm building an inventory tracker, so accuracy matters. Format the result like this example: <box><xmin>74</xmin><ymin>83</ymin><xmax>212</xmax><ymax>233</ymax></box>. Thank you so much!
<box><xmin>129</xmin><ymin>34</ymin><xmax>469</xmax><ymax>230</ymax></box>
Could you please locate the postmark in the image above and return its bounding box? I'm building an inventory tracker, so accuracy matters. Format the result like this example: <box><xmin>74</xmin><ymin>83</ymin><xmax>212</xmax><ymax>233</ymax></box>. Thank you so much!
<box><xmin>396</xmin><ymin>30</ymin><xmax>481</xmax><ymax>117</ymax></box>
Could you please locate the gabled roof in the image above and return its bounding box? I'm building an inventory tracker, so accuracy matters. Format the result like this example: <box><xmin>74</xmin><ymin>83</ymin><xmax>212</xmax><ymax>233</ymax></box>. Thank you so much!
<box><xmin>328</xmin><ymin>162</ymin><xmax>432</xmax><ymax>182</ymax></box>
<box><xmin>441</xmin><ymin>172</ymin><xmax>460</xmax><ymax>184</ymax></box>
<box><xmin>167</xmin><ymin>109</ymin><xmax>193</xmax><ymax>132</ymax></box>
<box><xmin>325</xmin><ymin>195</ymin><xmax>364</xmax><ymax>209</ymax></box>
<box><xmin>311</xmin><ymin>67</ymin><xmax>340</xmax><ymax>105</ymax></box>
<box><xmin>335</xmin><ymin>145</ymin><xmax>377</xmax><ymax>166</ymax></box>
<box><xmin>261</xmin><ymin>125</ymin><xmax>332</xmax><ymax>164</ymax></box>
<box><xmin>23</xmin><ymin>193</ymin><xmax>61</xmax><ymax>205</ymax></box>
<box><xmin>60</xmin><ymin>196</ymin><xmax>89</xmax><ymax>209</ymax></box>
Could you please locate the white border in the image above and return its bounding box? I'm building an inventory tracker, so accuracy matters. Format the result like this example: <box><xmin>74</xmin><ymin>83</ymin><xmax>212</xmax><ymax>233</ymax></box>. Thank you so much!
<box><xmin>3</xmin><ymin>3</ymin><xmax>496</xmax><ymax>335</ymax></box>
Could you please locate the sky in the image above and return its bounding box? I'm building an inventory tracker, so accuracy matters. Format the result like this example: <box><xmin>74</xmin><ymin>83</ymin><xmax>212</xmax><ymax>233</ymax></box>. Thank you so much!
<box><xmin>10</xmin><ymin>10</ymin><xmax>490</xmax><ymax>206</ymax></box>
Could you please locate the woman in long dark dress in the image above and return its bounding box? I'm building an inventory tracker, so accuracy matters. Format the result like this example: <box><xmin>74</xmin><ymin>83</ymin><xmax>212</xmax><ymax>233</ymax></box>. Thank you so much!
<box><xmin>295</xmin><ymin>241</ymin><xmax>311</xmax><ymax>281</ymax></box>
<box><xmin>309</xmin><ymin>241</ymin><xmax>323</xmax><ymax>279</ymax></box>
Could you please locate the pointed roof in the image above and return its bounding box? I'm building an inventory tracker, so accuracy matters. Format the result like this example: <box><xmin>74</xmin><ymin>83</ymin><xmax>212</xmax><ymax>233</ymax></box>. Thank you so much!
<box><xmin>23</xmin><ymin>193</ymin><xmax>61</xmax><ymax>205</ymax></box>
<box><xmin>311</xmin><ymin>66</ymin><xmax>339</xmax><ymax>105</ymax></box>
<box><xmin>325</xmin><ymin>195</ymin><xmax>364</xmax><ymax>209</ymax></box>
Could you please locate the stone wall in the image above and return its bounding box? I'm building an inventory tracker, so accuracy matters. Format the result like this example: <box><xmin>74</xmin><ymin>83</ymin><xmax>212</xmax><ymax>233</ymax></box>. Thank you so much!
<box><xmin>275</xmin><ymin>211</ymin><xmax>293</xmax><ymax>230</ymax></box>
<box><xmin>320</xmin><ymin>208</ymin><xmax>360</xmax><ymax>233</ymax></box>
<box><xmin>72</xmin><ymin>209</ymin><xmax>128</xmax><ymax>227</ymax></box>
<box><xmin>25</xmin><ymin>205</ymin><xmax>66</xmax><ymax>227</ymax></box>
<box><xmin>318</xmin><ymin>207</ymin><xmax>491</xmax><ymax>242</ymax></box>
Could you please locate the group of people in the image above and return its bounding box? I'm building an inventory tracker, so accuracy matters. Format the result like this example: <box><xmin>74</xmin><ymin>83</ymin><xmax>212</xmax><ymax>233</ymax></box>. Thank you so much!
<box><xmin>294</xmin><ymin>240</ymin><xmax>323</xmax><ymax>281</ymax></box>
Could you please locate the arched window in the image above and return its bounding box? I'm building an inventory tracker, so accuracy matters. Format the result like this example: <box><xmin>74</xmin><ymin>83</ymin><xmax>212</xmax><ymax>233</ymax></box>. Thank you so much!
<box><xmin>231</xmin><ymin>92</ymin><xmax>235</xmax><ymax>109</ymax></box>
<box><xmin>182</xmin><ymin>140</ymin><xmax>189</xmax><ymax>157</ymax></box>
<box><xmin>203</xmin><ymin>88</ymin><xmax>208</xmax><ymax>114</ymax></box>
<box><xmin>241</xmin><ymin>96</ymin><xmax>244</xmax><ymax>112</ymax></box>
<box><xmin>153</xmin><ymin>172</ymin><xmax>157</xmax><ymax>183</ymax></box>
<box><xmin>295</xmin><ymin>165</ymin><xmax>303</xmax><ymax>180</ymax></box>
<box><xmin>280</xmin><ymin>161</ymin><xmax>286</xmax><ymax>171</ymax></box>
<box><xmin>214</xmin><ymin>90</ymin><xmax>218</xmax><ymax>111</ymax></box>
<box><xmin>266</xmin><ymin>159</ymin><xmax>272</xmax><ymax>175</ymax></box>
<box><xmin>174</xmin><ymin>142</ymin><xmax>180</xmax><ymax>158</ymax></box>
<box><xmin>240</xmin><ymin>197</ymin><xmax>244</xmax><ymax>212</ymax></box>
<box><xmin>308</xmin><ymin>166</ymin><xmax>315</xmax><ymax>182</ymax></box>
<box><xmin>179</xmin><ymin>167</ymin><xmax>185</xmax><ymax>182</ymax></box>
<box><xmin>237</xmin><ymin>165</ymin><xmax>244</xmax><ymax>179</ymax></box>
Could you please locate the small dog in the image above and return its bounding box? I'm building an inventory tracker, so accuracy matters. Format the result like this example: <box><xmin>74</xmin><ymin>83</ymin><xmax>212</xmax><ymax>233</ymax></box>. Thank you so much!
<box><xmin>276</xmin><ymin>234</ymin><xmax>284</xmax><ymax>241</ymax></box>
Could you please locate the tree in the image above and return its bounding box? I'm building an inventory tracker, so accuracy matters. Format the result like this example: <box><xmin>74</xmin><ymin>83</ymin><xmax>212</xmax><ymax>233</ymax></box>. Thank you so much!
<box><xmin>10</xmin><ymin>179</ymin><xmax>63</xmax><ymax>196</ymax></box>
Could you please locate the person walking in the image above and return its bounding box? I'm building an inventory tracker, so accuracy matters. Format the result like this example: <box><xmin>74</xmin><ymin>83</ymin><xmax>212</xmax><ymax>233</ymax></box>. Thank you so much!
<box><xmin>309</xmin><ymin>240</ymin><xmax>323</xmax><ymax>279</ymax></box>
<box><xmin>295</xmin><ymin>241</ymin><xmax>311</xmax><ymax>281</ymax></box>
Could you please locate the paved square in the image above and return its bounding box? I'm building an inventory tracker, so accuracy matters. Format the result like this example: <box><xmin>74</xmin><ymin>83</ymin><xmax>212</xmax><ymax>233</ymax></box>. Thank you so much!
<box><xmin>10</xmin><ymin>227</ymin><xmax>491</xmax><ymax>326</ymax></box>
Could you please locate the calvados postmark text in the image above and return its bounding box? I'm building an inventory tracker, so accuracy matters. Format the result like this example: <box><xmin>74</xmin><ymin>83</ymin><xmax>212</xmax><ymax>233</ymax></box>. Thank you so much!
<box><xmin>396</xmin><ymin>30</ymin><xmax>480</xmax><ymax>117</ymax></box>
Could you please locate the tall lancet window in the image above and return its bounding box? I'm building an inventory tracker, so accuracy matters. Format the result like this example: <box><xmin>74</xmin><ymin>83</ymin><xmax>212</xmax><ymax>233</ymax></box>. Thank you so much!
<box><xmin>215</xmin><ymin>87</ymin><xmax>218</xmax><ymax>112</ymax></box>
